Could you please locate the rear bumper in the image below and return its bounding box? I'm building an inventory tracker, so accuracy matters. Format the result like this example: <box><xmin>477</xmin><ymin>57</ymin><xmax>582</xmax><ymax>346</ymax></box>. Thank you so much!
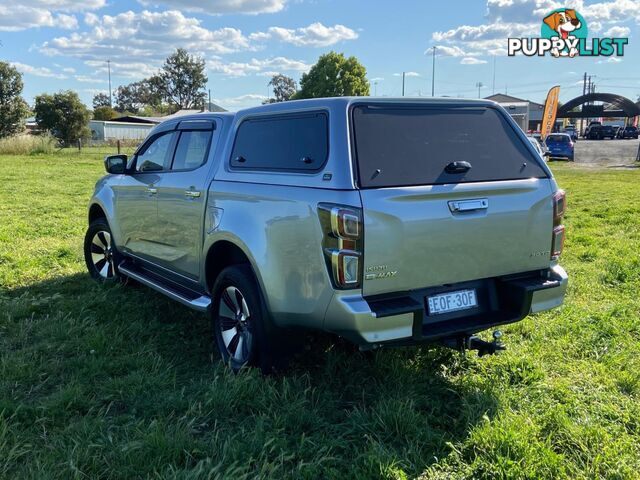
<box><xmin>324</xmin><ymin>265</ymin><xmax>568</xmax><ymax>346</ymax></box>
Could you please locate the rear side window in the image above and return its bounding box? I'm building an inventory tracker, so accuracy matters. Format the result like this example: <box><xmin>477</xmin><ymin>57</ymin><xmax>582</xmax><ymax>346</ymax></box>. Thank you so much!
<box><xmin>352</xmin><ymin>105</ymin><xmax>547</xmax><ymax>188</ymax></box>
<box><xmin>230</xmin><ymin>112</ymin><xmax>328</xmax><ymax>172</ymax></box>
<box><xmin>172</xmin><ymin>130</ymin><xmax>212</xmax><ymax>170</ymax></box>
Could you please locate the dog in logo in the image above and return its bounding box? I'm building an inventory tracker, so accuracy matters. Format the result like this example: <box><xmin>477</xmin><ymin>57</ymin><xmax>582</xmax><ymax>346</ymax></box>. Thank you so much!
<box><xmin>543</xmin><ymin>9</ymin><xmax>581</xmax><ymax>57</ymax></box>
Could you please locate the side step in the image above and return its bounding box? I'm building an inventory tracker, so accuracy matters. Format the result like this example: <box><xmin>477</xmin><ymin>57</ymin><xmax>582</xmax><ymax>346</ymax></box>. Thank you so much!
<box><xmin>118</xmin><ymin>263</ymin><xmax>211</xmax><ymax>313</ymax></box>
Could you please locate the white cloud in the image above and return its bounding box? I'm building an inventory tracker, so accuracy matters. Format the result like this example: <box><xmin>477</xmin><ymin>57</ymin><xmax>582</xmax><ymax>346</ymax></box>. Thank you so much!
<box><xmin>0</xmin><ymin>0</ymin><xmax>103</xmax><ymax>31</ymax></box>
<box><xmin>0</xmin><ymin>6</ymin><xmax>77</xmax><ymax>31</ymax></box>
<box><xmin>41</xmin><ymin>10</ymin><xmax>259</xmax><ymax>79</ymax></box>
<box><xmin>461</xmin><ymin>57</ymin><xmax>488</xmax><ymax>64</ymax></box>
<box><xmin>603</xmin><ymin>25</ymin><xmax>631</xmax><ymax>37</ymax></box>
<box><xmin>10</xmin><ymin>62</ymin><xmax>67</xmax><ymax>79</ymax></box>
<box><xmin>208</xmin><ymin>56</ymin><xmax>310</xmax><ymax>77</ymax></box>
<box><xmin>137</xmin><ymin>0</ymin><xmax>286</xmax><ymax>15</ymax></box>
<box><xmin>75</xmin><ymin>75</ymin><xmax>107</xmax><ymax>83</ymax></box>
<box><xmin>393</xmin><ymin>71</ymin><xmax>420</xmax><ymax>77</ymax></box>
<box><xmin>84</xmin><ymin>60</ymin><xmax>158</xmax><ymax>79</ymax></box>
<box><xmin>250</xmin><ymin>22</ymin><xmax>358</xmax><ymax>47</ymax></box>
<box><xmin>369</xmin><ymin>77</ymin><xmax>384</xmax><ymax>82</ymax></box>
<box><xmin>212</xmin><ymin>93</ymin><xmax>268</xmax><ymax>110</ymax></box>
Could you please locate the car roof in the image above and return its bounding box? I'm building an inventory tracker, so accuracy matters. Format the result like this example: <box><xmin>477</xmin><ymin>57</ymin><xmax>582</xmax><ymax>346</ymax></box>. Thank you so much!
<box><xmin>547</xmin><ymin>133</ymin><xmax>571</xmax><ymax>138</ymax></box>
<box><xmin>234</xmin><ymin>96</ymin><xmax>499</xmax><ymax>117</ymax></box>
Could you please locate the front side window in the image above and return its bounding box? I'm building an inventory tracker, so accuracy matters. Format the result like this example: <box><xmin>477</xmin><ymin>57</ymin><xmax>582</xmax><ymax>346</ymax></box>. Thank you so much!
<box><xmin>172</xmin><ymin>131</ymin><xmax>212</xmax><ymax>170</ymax></box>
<box><xmin>230</xmin><ymin>112</ymin><xmax>328</xmax><ymax>172</ymax></box>
<box><xmin>135</xmin><ymin>132</ymin><xmax>177</xmax><ymax>172</ymax></box>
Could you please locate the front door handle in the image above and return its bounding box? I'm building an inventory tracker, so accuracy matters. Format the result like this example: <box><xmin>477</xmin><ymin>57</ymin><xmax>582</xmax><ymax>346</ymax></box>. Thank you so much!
<box><xmin>184</xmin><ymin>190</ymin><xmax>201</xmax><ymax>198</ymax></box>
<box><xmin>147</xmin><ymin>187</ymin><xmax>157</xmax><ymax>195</ymax></box>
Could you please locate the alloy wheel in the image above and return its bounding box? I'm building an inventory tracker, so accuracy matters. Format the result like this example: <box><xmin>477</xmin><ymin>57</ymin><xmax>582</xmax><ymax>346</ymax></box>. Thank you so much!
<box><xmin>90</xmin><ymin>230</ymin><xmax>115</xmax><ymax>279</ymax></box>
<box><xmin>218</xmin><ymin>286</ymin><xmax>253</xmax><ymax>364</ymax></box>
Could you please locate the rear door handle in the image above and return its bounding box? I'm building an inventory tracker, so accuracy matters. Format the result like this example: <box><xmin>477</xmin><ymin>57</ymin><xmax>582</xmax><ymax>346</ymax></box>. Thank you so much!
<box><xmin>448</xmin><ymin>198</ymin><xmax>488</xmax><ymax>213</ymax></box>
<box><xmin>184</xmin><ymin>190</ymin><xmax>201</xmax><ymax>198</ymax></box>
<box><xmin>147</xmin><ymin>187</ymin><xmax>157</xmax><ymax>195</ymax></box>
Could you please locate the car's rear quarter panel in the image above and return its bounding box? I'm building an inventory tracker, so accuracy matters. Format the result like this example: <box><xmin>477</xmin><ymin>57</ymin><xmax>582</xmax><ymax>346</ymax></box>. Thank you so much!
<box><xmin>206</xmin><ymin>181</ymin><xmax>362</xmax><ymax>329</ymax></box>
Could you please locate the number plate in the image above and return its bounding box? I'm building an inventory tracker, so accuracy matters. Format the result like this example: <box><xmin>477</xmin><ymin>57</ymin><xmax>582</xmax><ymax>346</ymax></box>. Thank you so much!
<box><xmin>427</xmin><ymin>289</ymin><xmax>478</xmax><ymax>316</ymax></box>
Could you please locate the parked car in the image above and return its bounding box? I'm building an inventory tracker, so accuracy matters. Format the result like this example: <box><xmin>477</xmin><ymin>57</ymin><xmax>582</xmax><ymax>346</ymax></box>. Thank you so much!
<box><xmin>585</xmin><ymin>124</ymin><xmax>603</xmax><ymax>140</ymax></box>
<box><xmin>562</xmin><ymin>125</ymin><xmax>578</xmax><ymax>141</ymax></box>
<box><xmin>583</xmin><ymin>121</ymin><xmax>602</xmax><ymax>139</ymax></box>
<box><xmin>85</xmin><ymin>98</ymin><xmax>568</xmax><ymax>372</ymax></box>
<box><xmin>619</xmin><ymin>126</ymin><xmax>639</xmax><ymax>139</ymax></box>
<box><xmin>600</xmin><ymin>125</ymin><xmax>617</xmax><ymax>139</ymax></box>
<box><xmin>612</xmin><ymin>126</ymin><xmax>622</xmax><ymax>139</ymax></box>
<box><xmin>545</xmin><ymin>133</ymin><xmax>575</xmax><ymax>161</ymax></box>
<box><xmin>527</xmin><ymin>136</ymin><xmax>547</xmax><ymax>160</ymax></box>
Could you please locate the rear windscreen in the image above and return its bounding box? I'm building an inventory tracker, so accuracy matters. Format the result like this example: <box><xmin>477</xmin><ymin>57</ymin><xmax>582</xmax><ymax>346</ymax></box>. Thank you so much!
<box><xmin>351</xmin><ymin>105</ymin><xmax>547</xmax><ymax>188</ymax></box>
<box><xmin>547</xmin><ymin>135</ymin><xmax>570</xmax><ymax>143</ymax></box>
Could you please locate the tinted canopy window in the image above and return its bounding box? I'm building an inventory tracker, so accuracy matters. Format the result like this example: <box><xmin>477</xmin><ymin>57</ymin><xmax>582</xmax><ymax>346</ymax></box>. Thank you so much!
<box><xmin>352</xmin><ymin>106</ymin><xmax>547</xmax><ymax>188</ymax></box>
<box><xmin>230</xmin><ymin>112</ymin><xmax>328</xmax><ymax>172</ymax></box>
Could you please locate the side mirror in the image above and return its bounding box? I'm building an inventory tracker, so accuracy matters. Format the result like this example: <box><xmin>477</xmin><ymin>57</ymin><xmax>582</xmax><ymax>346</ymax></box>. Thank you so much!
<box><xmin>105</xmin><ymin>154</ymin><xmax>127</xmax><ymax>174</ymax></box>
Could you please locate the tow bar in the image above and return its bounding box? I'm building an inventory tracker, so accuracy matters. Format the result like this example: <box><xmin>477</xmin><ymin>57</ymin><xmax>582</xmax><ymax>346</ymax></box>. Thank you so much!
<box><xmin>442</xmin><ymin>330</ymin><xmax>506</xmax><ymax>357</ymax></box>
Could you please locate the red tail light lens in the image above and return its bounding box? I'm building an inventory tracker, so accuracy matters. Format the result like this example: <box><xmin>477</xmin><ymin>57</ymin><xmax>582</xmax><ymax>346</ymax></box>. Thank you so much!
<box><xmin>553</xmin><ymin>189</ymin><xmax>566</xmax><ymax>224</ymax></box>
<box><xmin>318</xmin><ymin>204</ymin><xmax>363</xmax><ymax>289</ymax></box>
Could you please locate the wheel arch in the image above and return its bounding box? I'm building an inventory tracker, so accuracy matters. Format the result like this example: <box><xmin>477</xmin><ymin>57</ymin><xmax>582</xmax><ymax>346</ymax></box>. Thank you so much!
<box><xmin>88</xmin><ymin>203</ymin><xmax>107</xmax><ymax>224</ymax></box>
<box><xmin>204</xmin><ymin>239</ymin><xmax>265</xmax><ymax>299</ymax></box>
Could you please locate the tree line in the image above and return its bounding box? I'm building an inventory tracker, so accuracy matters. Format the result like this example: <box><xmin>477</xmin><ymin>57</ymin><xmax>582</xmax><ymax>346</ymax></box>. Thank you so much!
<box><xmin>0</xmin><ymin>50</ymin><xmax>369</xmax><ymax>146</ymax></box>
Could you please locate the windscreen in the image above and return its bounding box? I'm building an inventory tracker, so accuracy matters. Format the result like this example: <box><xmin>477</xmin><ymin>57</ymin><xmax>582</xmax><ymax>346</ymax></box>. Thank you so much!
<box><xmin>352</xmin><ymin>105</ymin><xmax>547</xmax><ymax>188</ymax></box>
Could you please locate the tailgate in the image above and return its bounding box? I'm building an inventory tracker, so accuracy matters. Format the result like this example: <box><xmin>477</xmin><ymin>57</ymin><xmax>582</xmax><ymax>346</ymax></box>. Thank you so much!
<box><xmin>360</xmin><ymin>179</ymin><xmax>555</xmax><ymax>296</ymax></box>
<box><xmin>350</xmin><ymin>102</ymin><xmax>554</xmax><ymax>297</ymax></box>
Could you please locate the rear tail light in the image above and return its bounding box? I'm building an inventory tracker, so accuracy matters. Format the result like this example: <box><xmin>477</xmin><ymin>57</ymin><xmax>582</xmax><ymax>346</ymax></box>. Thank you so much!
<box><xmin>553</xmin><ymin>189</ymin><xmax>566</xmax><ymax>225</ymax></box>
<box><xmin>318</xmin><ymin>204</ymin><xmax>363</xmax><ymax>289</ymax></box>
<box><xmin>551</xmin><ymin>225</ymin><xmax>565</xmax><ymax>259</ymax></box>
<box><xmin>551</xmin><ymin>190</ymin><xmax>566</xmax><ymax>260</ymax></box>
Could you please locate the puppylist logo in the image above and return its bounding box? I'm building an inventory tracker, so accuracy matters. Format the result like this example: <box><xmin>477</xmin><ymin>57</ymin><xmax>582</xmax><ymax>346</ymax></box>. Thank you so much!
<box><xmin>509</xmin><ymin>8</ymin><xmax>628</xmax><ymax>58</ymax></box>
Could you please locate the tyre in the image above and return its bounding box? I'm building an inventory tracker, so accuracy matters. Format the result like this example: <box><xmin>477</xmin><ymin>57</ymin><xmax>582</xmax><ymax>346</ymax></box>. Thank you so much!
<box><xmin>211</xmin><ymin>265</ymin><xmax>278</xmax><ymax>373</ymax></box>
<box><xmin>84</xmin><ymin>218</ymin><xmax>121</xmax><ymax>282</ymax></box>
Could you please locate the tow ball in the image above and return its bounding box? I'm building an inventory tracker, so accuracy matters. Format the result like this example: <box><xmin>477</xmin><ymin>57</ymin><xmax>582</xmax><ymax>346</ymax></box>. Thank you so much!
<box><xmin>443</xmin><ymin>331</ymin><xmax>506</xmax><ymax>357</ymax></box>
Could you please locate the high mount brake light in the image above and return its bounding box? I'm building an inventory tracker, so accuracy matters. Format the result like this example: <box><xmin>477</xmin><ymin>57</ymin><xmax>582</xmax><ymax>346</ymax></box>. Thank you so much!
<box><xmin>551</xmin><ymin>190</ymin><xmax>566</xmax><ymax>260</ymax></box>
<box><xmin>318</xmin><ymin>204</ymin><xmax>363</xmax><ymax>289</ymax></box>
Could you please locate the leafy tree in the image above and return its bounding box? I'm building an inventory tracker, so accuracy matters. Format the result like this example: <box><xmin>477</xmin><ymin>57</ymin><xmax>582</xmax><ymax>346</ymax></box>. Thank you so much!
<box><xmin>93</xmin><ymin>106</ymin><xmax>118</xmax><ymax>121</ymax></box>
<box><xmin>34</xmin><ymin>91</ymin><xmax>90</xmax><ymax>146</ymax></box>
<box><xmin>114</xmin><ymin>80</ymin><xmax>159</xmax><ymax>113</ymax></box>
<box><xmin>157</xmin><ymin>48</ymin><xmax>207</xmax><ymax>109</ymax></box>
<box><xmin>92</xmin><ymin>92</ymin><xmax>111</xmax><ymax>109</ymax></box>
<box><xmin>296</xmin><ymin>52</ymin><xmax>369</xmax><ymax>99</ymax></box>
<box><xmin>269</xmin><ymin>74</ymin><xmax>297</xmax><ymax>102</ymax></box>
<box><xmin>0</xmin><ymin>62</ymin><xmax>30</xmax><ymax>138</ymax></box>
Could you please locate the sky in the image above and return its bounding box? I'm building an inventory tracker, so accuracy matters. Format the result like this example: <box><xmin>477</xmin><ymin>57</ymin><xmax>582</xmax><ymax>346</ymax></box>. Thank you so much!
<box><xmin>0</xmin><ymin>0</ymin><xmax>638</xmax><ymax>111</ymax></box>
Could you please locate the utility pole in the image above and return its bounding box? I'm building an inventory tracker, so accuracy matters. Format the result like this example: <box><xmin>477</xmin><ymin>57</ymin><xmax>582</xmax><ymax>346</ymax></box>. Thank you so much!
<box><xmin>582</xmin><ymin>72</ymin><xmax>587</xmax><ymax>96</ymax></box>
<box><xmin>374</xmin><ymin>81</ymin><xmax>378</xmax><ymax>96</ymax></box>
<box><xmin>492</xmin><ymin>55</ymin><xmax>496</xmax><ymax>95</ymax></box>
<box><xmin>402</xmin><ymin>72</ymin><xmax>405</xmax><ymax>96</ymax></box>
<box><xmin>208</xmin><ymin>89</ymin><xmax>211</xmax><ymax>112</ymax></box>
<box><xmin>431</xmin><ymin>46</ymin><xmax>436</xmax><ymax>96</ymax></box>
<box><xmin>476</xmin><ymin>81</ymin><xmax>484</xmax><ymax>98</ymax></box>
<box><xmin>107</xmin><ymin>60</ymin><xmax>112</xmax><ymax>107</ymax></box>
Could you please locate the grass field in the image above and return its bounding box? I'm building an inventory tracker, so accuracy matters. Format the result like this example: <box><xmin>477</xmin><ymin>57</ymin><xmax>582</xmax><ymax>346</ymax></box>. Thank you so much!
<box><xmin>1</xmin><ymin>151</ymin><xmax>639</xmax><ymax>479</ymax></box>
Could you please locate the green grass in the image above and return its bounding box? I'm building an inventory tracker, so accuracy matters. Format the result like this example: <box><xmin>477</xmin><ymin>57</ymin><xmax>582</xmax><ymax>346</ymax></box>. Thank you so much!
<box><xmin>1</xmin><ymin>154</ymin><xmax>639</xmax><ymax>479</ymax></box>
